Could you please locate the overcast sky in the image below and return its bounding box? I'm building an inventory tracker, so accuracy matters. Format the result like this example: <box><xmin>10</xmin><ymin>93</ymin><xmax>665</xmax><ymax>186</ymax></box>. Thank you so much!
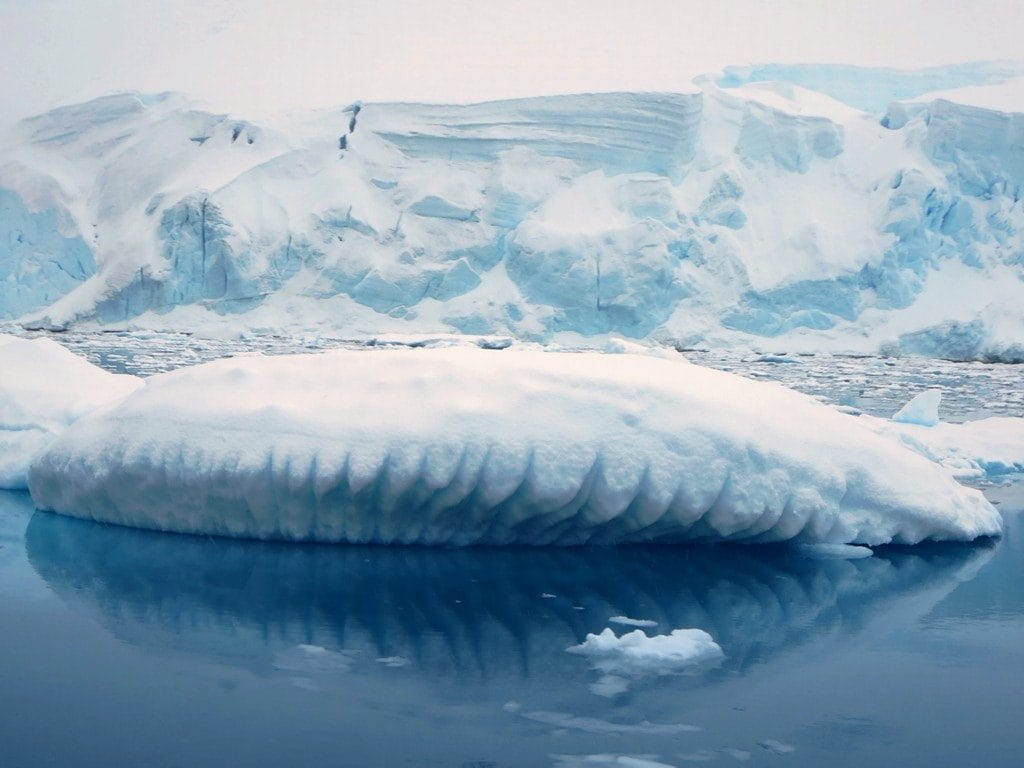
<box><xmin>2</xmin><ymin>0</ymin><xmax>1022</xmax><ymax>123</ymax></box>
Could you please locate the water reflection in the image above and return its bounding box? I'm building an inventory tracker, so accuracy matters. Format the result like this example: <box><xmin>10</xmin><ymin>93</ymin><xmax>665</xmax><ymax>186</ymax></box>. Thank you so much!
<box><xmin>25</xmin><ymin>510</ymin><xmax>993</xmax><ymax>687</ymax></box>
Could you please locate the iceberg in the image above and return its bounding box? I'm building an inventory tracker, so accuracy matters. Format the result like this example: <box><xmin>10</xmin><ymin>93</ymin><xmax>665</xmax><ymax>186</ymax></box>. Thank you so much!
<box><xmin>0</xmin><ymin>335</ymin><xmax>142</xmax><ymax>489</ymax></box>
<box><xmin>28</xmin><ymin>347</ymin><xmax>1000</xmax><ymax>545</ymax></box>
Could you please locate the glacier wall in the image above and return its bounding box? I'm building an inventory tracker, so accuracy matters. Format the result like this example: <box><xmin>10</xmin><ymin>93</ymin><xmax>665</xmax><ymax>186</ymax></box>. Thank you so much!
<box><xmin>0</xmin><ymin>189</ymin><xmax>94</xmax><ymax>319</ymax></box>
<box><xmin>1</xmin><ymin>64</ymin><xmax>1023</xmax><ymax>359</ymax></box>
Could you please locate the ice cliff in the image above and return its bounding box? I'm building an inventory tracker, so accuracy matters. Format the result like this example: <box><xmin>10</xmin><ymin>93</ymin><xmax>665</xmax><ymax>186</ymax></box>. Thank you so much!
<box><xmin>2</xmin><ymin>63</ymin><xmax>1023</xmax><ymax>360</ymax></box>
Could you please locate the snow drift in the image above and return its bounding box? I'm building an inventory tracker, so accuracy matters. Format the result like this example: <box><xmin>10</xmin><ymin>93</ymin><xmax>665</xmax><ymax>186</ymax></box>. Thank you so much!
<box><xmin>27</xmin><ymin>347</ymin><xmax>1001</xmax><ymax>545</ymax></box>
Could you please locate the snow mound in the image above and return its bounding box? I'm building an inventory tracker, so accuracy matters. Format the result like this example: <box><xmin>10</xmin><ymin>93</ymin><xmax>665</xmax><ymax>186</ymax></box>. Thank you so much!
<box><xmin>27</xmin><ymin>347</ymin><xmax>1001</xmax><ymax>545</ymax></box>
<box><xmin>892</xmin><ymin>389</ymin><xmax>942</xmax><ymax>427</ymax></box>
<box><xmin>0</xmin><ymin>335</ymin><xmax>142</xmax><ymax>489</ymax></box>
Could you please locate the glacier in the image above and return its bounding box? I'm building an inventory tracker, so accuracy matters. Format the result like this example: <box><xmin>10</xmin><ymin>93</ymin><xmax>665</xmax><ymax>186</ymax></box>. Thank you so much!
<box><xmin>26</xmin><ymin>346</ymin><xmax>1001</xmax><ymax>546</ymax></box>
<box><xmin>1</xmin><ymin>63</ymin><xmax>1023</xmax><ymax>359</ymax></box>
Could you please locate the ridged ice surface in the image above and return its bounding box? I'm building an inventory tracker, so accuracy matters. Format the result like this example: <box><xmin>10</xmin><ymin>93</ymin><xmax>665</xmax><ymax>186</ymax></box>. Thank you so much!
<box><xmin>28</xmin><ymin>348</ymin><xmax>1000</xmax><ymax>545</ymax></box>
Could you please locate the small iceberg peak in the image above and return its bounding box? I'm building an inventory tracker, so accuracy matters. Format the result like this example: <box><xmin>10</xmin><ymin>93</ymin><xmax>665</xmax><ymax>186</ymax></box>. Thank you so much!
<box><xmin>892</xmin><ymin>388</ymin><xmax>942</xmax><ymax>427</ymax></box>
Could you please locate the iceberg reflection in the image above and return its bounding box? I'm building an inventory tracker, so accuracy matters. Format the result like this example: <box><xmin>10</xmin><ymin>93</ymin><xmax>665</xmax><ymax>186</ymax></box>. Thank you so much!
<box><xmin>26</xmin><ymin>510</ymin><xmax>992</xmax><ymax>685</ymax></box>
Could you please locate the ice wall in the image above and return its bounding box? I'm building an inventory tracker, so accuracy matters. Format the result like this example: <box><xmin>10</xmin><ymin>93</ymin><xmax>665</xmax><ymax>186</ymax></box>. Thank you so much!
<box><xmin>1</xmin><ymin>65</ymin><xmax>1022</xmax><ymax>359</ymax></box>
<box><xmin>0</xmin><ymin>189</ymin><xmax>94</xmax><ymax>319</ymax></box>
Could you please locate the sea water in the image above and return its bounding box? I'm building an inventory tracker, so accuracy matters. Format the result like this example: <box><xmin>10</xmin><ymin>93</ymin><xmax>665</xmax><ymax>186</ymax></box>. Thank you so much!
<box><xmin>0</xmin><ymin>336</ymin><xmax>1021</xmax><ymax>767</ymax></box>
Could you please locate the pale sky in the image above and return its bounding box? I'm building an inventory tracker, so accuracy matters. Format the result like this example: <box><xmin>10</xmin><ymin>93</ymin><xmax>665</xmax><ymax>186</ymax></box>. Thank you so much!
<box><xmin>2</xmin><ymin>0</ymin><xmax>1022</xmax><ymax>123</ymax></box>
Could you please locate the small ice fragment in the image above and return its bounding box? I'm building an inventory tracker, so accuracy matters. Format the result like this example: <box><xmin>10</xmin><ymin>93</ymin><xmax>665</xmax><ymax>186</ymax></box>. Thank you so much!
<box><xmin>609</xmin><ymin>616</ymin><xmax>658</xmax><ymax>628</ymax></box>
<box><xmin>892</xmin><ymin>389</ymin><xmax>942</xmax><ymax>427</ymax></box>
<box><xmin>521</xmin><ymin>710</ymin><xmax>699</xmax><ymax>734</ymax></box>
<box><xmin>375</xmin><ymin>656</ymin><xmax>410</xmax><ymax>667</ymax></box>
<box><xmin>568</xmin><ymin>628</ymin><xmax>723</xmax><ymax>677</ymax></box>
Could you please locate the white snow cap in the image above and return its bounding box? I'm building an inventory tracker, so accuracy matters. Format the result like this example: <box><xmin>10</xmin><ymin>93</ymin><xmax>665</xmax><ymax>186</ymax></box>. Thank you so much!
<box><xmin>27</xmin><ymin>347</ymin><xmax>1000</xmax><ymax>545</ymax></box>
<box><xmin>0</xmin><ymin>335</ymin><xmax>142</xmax><ymax>489</ymax></box>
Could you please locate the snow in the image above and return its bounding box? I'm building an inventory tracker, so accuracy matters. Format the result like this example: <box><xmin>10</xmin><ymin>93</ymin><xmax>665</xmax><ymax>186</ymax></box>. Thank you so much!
<box><xmin>913</xmin><ymin>76</ymin><xmax>1024</xmax><ymax>114</ymax></box>
<box><xmin>892</xmin><ymin>389</ymin><xmax>942</xmax><ymax>427</ymax></box>
<box><xmin>0</xmin><ymin>334</ymin><xmax>142</xmax><ymax>489</ymax></box>
<box><xmin>2</xmin><ymin>63</ymin><xmax>1024</xmax><ymax>360</ymax></box>
<box><xmin>866</xmin><ymin>414</ymin><xmax>1024</xmax><ymax>480</ymax></box>
<box><xmin>27</xmin><ymin>347</ymin><xmax>1001</xmax><ymax>545</ymax></box>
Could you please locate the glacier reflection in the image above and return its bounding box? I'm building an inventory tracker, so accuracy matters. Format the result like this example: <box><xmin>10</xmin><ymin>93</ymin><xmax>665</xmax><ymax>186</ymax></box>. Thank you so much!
<box><xmin>24</xmin><ymin>509</ymin><xmax>994</xmax><ymax>689</ymax></box>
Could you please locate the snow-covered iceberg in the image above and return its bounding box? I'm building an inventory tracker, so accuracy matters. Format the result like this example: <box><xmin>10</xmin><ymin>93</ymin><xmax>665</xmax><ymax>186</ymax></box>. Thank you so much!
<box><xmin>28</xmin><ymin>347</ymin><xmax>1000</xmax><ymax>545</ymax></box>
<box><xmin>0</xmin><ymin>334</ymin><xmax>142</xmax><ymax>488</ymax></box>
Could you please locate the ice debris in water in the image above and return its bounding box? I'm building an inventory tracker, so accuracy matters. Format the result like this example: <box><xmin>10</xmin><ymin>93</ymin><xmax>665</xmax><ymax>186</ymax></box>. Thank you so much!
<box><xmin>567</xmin><ymin>627</ymin><xmax>724</xmax><ymax>678</ymax></box>
<box><xmin>26</xmin><ymin>347</ymin><xmax>1002</xmax><ymax>545</ymax></box>
<box><xmin>892</xmin><ymin>389</ymin><xmax>942</xmax><ymax>427</ymax></box>
<box><xmin>609</xmin><ymin>616</ymin><xmax>659</xmax><ymax>628</ymax></box>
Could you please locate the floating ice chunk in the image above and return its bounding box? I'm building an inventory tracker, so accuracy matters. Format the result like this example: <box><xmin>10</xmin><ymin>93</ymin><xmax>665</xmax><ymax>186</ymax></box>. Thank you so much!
<box><xmin>892</xmin><ymin>389</ymin><xmax>942</xmax><ymax>427</ymax></box>
<box><xmin>0</xmin><ymin>336</ymin><xmax>142</xmax><ymax>489</ymax></box>
<box><xmin>375</xmin><ymin>656</ymin><xmax>410</xmax><ymax>668</ymax></box>
<box><xmin>609</xmin><ymin>616</ymin><xmax>659</xmax><ymax>628</ymax></box>
<box><xmin>568</xmin><ymin>627</ymin><xmax>724</xmax><ymax>679</ymax></box>
<box><xmin>28</xmin><ymin>348</ymin><xmax>1001</xmax><ymax>545</ymax></box>
<box><xmin>519</xmin><ymin>710</ymin><xmax>699</xmax><ymax>735</ymax></box>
